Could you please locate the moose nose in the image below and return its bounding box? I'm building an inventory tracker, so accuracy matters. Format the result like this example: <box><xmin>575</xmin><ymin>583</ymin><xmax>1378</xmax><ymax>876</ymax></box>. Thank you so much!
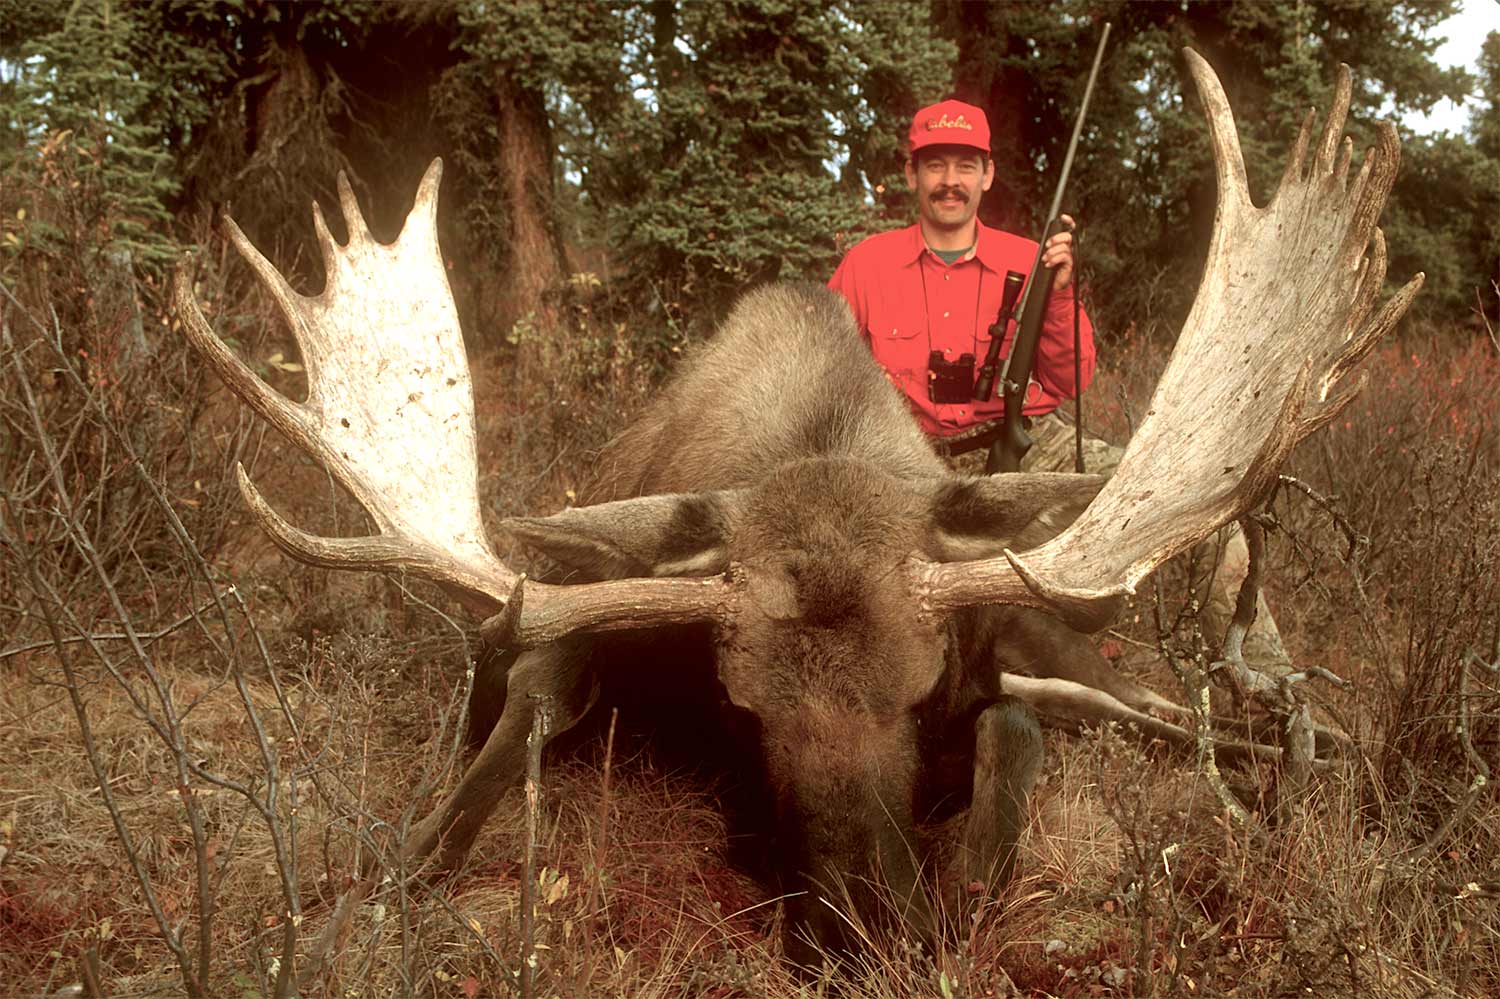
<box><xmin>781</xmin><ymin>839</ymin><xmax>937</xmax><ymax>972</ymax></box>
<box><xmin>783</xmin><ymin>889</ymin><xmax>855</xmax><ymax>973</ymax></box>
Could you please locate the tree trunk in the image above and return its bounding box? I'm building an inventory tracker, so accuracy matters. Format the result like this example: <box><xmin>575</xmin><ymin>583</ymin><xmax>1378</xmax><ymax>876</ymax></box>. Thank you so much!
<box><xmin>493</xmin><ymin>75</ymin><xmax>567</xmax><ymax>337</ymax></box>
<box><xmin>933</xmin><ymin>0</ymin><xmax>1044</xmax><ymax>236</ymax></box>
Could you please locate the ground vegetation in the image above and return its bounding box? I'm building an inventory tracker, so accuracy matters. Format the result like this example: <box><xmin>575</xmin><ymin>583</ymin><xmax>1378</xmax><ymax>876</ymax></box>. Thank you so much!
<box><xmin>2</xmin><ymin>2</ymin><xmax>1497</xmax><ymax>996</ymax></box>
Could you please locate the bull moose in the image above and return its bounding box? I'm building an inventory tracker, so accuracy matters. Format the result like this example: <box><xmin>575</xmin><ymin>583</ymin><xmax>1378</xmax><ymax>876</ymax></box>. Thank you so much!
<box><xmin>176</xmin><ymin>51</ymin><xmax>1420</xmax><ymax>967</ymax></box>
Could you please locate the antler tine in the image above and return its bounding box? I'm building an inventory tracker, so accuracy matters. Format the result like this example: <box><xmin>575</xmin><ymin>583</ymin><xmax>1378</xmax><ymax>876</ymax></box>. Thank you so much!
<box><xmin>1332</xmin><ymin>136</ymin><xmax>1353</xmax><ymax>190</ymax></box>
<box><xmin>1187</xmin><ymin>48</ymin><xmax>1253</xmax><ymax>222</ymax></box>
<box><xmin>1279</xmin><ymin>107</ymin><xmax>1317</xmax><ymax>191</ymax></box>
<box><xmin>1314</xmin><ymin>64</ymin><xmax>1354</xmax><ymax>178</ymax></box>
<box><xmin>1343</xmin><ymin>124</ymin><xmax>1400</xmax><ymax>266</ymax></box>
<box><xmin>175</xmin><ymin>266</ymin><xmax>317</xmax><ymax>452</ymax></box>
<box><xmin>1324</xmin><ymin>226</ymin><xmax>1388</xmax><ymax>400</ymax></box>
<box><xmin>915</xmin><ymin>50</ymin><xmax>1423</xmax><ymax>634</ymax></box>
<box><xmin>1327</xmin><ymin>269</ymin><xmax>1425</xmax><ymax>408</ymax></box>
<box><xmin>337</xmin><ymin>171</ymin><xmax>374</xmax><ymax>247</ymax></box>
<box><xmin>231</xmin><ymin>465</ymin><xmax>523</xmax><ymax>608</ymax></box>
<box><xmin>310</xmin><ymin>200</ymin><xmax>341</xmax><ymax>308</ymax></box>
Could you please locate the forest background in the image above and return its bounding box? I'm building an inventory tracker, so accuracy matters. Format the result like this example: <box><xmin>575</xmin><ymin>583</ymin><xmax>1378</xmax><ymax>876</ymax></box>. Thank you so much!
<box><xmin>2</xmin><ymin>2</ymin><xmax>1499</xmax><ymax>998</ymax></box>
<box><xmin>2</xmin><ymin>0</ymin><xmax>1497</xmax><ymax>353</ymax></box>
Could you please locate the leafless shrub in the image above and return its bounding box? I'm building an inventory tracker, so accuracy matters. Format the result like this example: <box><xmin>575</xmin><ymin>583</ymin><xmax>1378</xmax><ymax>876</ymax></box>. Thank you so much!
<box><xmin>1</xmin><ymin>235</ymin><xmax>502</xmax><ymax>995</ymax></box>
<box><xmin>1006</xmin><ymin>326</ymin><xmax>1499</xmax><ymax>998</ymax></box>
<box><xmin>1285</xmin><ymin>334</ymin><xmax>1498</xmax><ymax>885</ymax></box>
<box><xmin>2</xmin><ymin>285</ymin><xmax>310</xmax><ymax>995</ymax></box>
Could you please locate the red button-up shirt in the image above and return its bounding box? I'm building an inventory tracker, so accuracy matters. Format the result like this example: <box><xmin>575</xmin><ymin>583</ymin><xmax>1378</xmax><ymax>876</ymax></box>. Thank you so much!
<box><xmin>829</xmin><ymin>222</ymin><xmax>1095</xmax><ymax>438</ymax></box>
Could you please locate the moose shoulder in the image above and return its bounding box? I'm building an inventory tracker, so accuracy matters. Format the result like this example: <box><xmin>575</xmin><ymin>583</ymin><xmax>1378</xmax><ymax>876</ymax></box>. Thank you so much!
<box><xmin>176</xmin><ymin>50</ymin><xmax>1421</xmax><ymax>970</ymax></box>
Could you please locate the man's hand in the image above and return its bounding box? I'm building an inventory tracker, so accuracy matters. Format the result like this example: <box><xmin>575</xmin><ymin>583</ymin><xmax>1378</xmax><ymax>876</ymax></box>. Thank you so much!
<box><xmin>1042</xmin><ymin>213</ymin><xmax>1076</xmax><ymax>290</ymax></box>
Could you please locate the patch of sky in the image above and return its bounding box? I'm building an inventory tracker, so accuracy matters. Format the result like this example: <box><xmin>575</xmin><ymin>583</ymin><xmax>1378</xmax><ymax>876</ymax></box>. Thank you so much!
<box><xmin>1399</xmin><ymin>0</ymin><xmax>1498</xmax><ymax>135</ymax></box>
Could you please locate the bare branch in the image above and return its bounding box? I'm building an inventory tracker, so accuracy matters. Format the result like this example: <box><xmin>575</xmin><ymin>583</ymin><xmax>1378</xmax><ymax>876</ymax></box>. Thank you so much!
<box><xmin>0</xmin><ymin>596</ymin><xmax>228</xmax><ymax>660</ymax></box>
<box><xmin>519</xmin><ymin>694</ymin><xmax>551</xmax><ymax>999</ymax></box>
<box><xmin>1150</xmin><ymin>572</ymin><xmax>1254</xmax><ymax>826</ymax></box>
<box><xmin>1409</xmin><ymin>646</ymin><xmax>1494</xmax><ymax>860</ymax></box>
<box><xmin>1276</xmin><ymin>473</ymin><xmax>1366</xmax><ymax>561</ymax></box>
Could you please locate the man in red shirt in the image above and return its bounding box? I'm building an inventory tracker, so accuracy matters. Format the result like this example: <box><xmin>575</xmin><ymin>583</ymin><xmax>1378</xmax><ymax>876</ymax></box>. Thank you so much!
<box><xmin>829</xmin><ymin>99</ymin><xmax>1092</xmax><ymax>439</ymax></box>
<box><xmin>830</xmin><ymin>99</ymin><xmax>1295</xmax><ymax>680</ymax></box>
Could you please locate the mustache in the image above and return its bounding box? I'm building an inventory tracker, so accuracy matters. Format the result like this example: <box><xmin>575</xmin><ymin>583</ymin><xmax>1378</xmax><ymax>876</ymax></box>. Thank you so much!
<box><xmin>931</xmin><ymin>186</ymin><xmax>969</xmax><ymax>203</ymax></box>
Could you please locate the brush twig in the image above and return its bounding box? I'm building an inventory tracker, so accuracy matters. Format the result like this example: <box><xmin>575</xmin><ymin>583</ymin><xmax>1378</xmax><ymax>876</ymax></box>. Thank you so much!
<box><xmin>581</xmin><ymin>708</ymin><xmax>618</xmax><ymax>993</ymax></box>
<box><xmin>519</xmin><ymin>694</ymin><xmax>552</xmax><ymax>999</ymax></box>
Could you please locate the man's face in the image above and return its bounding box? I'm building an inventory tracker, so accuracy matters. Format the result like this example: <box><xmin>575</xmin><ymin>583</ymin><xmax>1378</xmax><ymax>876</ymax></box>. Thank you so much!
<box><xmin>905</xmin><ymin>146</ymin><xmax>994</xmax><ymax>235</ymax></box>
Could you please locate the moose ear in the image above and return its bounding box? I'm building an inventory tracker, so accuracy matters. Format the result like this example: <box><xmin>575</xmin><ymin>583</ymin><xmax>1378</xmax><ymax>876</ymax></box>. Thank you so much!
<box><xmin>925</xmin><ymin>472</ymin><xmax>1106</xmax><ymax>561</ymax></box>
<box><xmin>503</xmin><ymin>490</ymin><xmax>745</xmax><ymax>582</ymax></box>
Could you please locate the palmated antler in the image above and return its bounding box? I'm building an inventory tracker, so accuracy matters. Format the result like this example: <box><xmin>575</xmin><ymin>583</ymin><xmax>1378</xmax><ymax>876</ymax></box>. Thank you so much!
<box><xmin>913</xmin><ymin>51</ymin><xmax>1423</xmax><ymax>632</ymax></box>
<box><xmin>176</xmin><ymin>160</ymin><xmax>743</xmax><ymax>639</ymax></box>
<box><xmin>177</xmin><ymin>164</ymin><xmax>510</xmax><ymax>615</ymax></box>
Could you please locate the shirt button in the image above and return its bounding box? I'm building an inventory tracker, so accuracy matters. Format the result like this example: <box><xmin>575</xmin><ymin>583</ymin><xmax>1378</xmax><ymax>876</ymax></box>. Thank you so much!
<box><xmin>942</xmin><ymin>311</ymin><xmax>950</xmax><ymax>318</ymax></box>
<box><xmin>943</xmin><ymin>273</ymin><xmax>950</xmax><ymax>281</ymax></box>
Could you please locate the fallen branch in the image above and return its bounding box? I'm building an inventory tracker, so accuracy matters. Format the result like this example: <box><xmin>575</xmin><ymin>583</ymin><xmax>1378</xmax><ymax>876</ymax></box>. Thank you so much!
<box><xmin>1005</xmin><ymin>673</ymin><xmax>1331</xmax><ymax>771</ymax></box>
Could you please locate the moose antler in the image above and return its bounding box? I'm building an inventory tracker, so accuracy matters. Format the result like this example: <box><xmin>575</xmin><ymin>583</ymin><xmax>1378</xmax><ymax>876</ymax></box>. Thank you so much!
<box><xmin>914</xmin><ymin>51</ymin><xmax>1423</xmax><ymax>631</ymax></box>
<box><xmin>175</xmin><ymin>161</ymin><xmax>742</xmax><ymax>636</ymax></box>
<box><xmin>177</xmin><ymin>163</ymin><xmax>512</xmax><ymax>615</ymax></box>
<box><xmin>181</xmin><ymin>52</ymin><xmax>1419</xmax><ymax>650</ymax></box>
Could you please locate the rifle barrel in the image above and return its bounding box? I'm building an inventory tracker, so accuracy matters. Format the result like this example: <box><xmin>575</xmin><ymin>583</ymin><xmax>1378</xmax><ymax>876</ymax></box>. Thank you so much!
<box><xmin>1005</xmin><ymin>20</ymin><xmax>1113</xmax><ymax>375</ymax></box>
<box><xmin>1044</xmin><ymin>21</ymin><xmax>1112</xmax><ymax>225</ymax></box>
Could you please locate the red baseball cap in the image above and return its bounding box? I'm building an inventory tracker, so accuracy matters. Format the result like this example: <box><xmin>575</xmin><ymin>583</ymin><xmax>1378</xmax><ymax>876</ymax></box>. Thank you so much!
<box><xmin>908</xmin><ymin>99</ymin><xmax>991</xmax><ymax>156</ymax></box>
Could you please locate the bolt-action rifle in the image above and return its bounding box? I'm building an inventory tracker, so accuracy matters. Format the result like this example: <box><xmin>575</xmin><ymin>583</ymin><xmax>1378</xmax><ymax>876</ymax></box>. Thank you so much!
<box><xmin>984</xmin><ymin>22</ymin><xmax>1112</xmax><ymax>475</ymax></box>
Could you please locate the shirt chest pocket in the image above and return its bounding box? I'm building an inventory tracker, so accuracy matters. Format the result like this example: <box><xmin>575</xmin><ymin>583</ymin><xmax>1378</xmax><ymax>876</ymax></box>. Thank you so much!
<box><xmin>870</xmin><ymin>318</ymin><xmax>927</xmax><ymax>375</ymax></box>
<box><xmin>875</xmin><ymin>319</ymin><xmax>921</xmax><ymax>341</ymax></box>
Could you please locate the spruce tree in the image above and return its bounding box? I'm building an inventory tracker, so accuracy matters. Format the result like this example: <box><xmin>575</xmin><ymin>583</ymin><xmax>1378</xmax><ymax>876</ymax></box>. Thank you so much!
<box><xmin>2</xmin><ymin>0</ymin><xmax>178</xmax><ymax>272</ymax></box>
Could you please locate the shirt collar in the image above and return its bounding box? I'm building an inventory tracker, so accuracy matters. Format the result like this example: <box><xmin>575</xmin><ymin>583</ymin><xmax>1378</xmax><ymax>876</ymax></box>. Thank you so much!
<box><xmin>904</xmin><ymin>220</ymin><xmax>1002</xmax><ymax>271</ymax></box>
<box><xmin>970</xmin><ymin>221</ymin><xmax>1005</xmax><ymax>272</ymax></box>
